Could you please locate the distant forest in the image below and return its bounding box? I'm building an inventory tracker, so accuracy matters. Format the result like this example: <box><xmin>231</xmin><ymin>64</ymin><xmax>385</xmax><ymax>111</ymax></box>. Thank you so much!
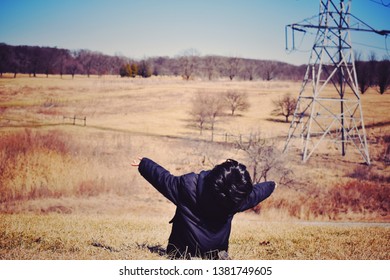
<box><xmin>0</xmin><ymin>43</ymin><xmax>388</xmax><ymax>93</ymax></box>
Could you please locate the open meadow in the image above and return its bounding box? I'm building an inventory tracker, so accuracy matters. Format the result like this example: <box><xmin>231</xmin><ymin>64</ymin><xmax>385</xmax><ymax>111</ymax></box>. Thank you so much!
<box><xmin>0</xmin><ymin>74</ymin><xmax>389</xmax><ymax>259</ymax></box>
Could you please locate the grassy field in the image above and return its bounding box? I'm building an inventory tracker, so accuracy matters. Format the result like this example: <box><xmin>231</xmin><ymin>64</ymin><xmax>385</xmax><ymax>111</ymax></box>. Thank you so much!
<box><xmin>0</xmin><ymin>74</ymin><xmax>389</xmax><ymax>259</ymax></box>
<box><xmin>1</xmin><ymin>213</ymin><xmax>389</xmax><ymax>260</ymax></box>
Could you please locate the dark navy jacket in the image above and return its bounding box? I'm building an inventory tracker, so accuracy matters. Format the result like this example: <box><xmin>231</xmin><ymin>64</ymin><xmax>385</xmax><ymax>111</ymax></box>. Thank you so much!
<box><xmin>138</xmin><ymin>157</ymin><xmax>275</xmax><ymax>258</ymax></box>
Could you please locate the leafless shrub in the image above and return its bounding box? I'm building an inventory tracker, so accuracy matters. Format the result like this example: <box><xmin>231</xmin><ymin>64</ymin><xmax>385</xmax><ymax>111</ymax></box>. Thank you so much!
<box><xmin>236</xmin><ymin>132</ymin><xmax>293</xmax><ymax>185</ymax></box>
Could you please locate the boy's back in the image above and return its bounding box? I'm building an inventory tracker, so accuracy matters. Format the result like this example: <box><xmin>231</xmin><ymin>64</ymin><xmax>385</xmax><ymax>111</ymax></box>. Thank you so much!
<box><xmin>136</xmin><ymin>157</ymin><xmax>276</xmax><ymax>259</ymax></box>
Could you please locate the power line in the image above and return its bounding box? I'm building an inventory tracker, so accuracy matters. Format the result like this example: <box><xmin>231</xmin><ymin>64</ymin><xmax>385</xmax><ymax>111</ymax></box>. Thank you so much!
<box><xmin>285</xmin><ymin>4</ymin><xmax>390</xmax><ymax>52</ymax></box>
<box><xmin>353</xmin><ymin>41</ymin><xmax>388</xmax><ymax>51</ymax></box>
<box><xmin>368</xmin><ymin>0</ymin><xmax>390</xmax><ymax>8</ymax></box>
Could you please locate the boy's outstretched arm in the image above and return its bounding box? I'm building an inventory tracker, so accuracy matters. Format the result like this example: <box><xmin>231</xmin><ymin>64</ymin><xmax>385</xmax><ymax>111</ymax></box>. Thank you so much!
<box><xmin>132</xmin><ymin>157</ymin><xmax>181</xmax><ymax>205</ymax></box>
<box><xmin>238</xmin><ymin>181</ymin><xmax>276</xmax><ymax>212</ymax></box>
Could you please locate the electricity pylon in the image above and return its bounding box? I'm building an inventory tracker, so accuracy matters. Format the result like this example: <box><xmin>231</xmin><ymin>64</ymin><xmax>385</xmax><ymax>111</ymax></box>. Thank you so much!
<box><xmin>283</xmin><ymin>0</ymin><xmax>389</xmax><ymax>164</ymax></box>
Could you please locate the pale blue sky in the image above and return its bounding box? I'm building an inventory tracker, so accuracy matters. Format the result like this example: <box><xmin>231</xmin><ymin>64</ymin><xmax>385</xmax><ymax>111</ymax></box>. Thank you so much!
<box><xmin>0</xmin><ymin>0</ymin><xmax>389</xmax><ymax>65</ymax></box>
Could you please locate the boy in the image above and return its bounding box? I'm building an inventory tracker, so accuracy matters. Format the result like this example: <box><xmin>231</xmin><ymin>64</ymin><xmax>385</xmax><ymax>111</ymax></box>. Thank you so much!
<box><xmin>132</xmin><ymin>157</ymin><xmax>276</xmax><ymax>259</ymax></box>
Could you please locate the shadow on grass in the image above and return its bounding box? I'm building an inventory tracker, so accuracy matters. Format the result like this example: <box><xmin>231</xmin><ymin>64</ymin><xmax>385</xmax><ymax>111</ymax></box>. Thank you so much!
<box><xmin>137</xmin><ymin>243</ymin><xmax>167</xmax><ymax>257</ymax></box>
<box><xmin>91</xmin><ymin>241</ymin><xmax>167</xmax><ymax>257</ymax></box>
<box><xmin>265</xmin><ymin>118</ymin><xmax>289</xmax><ymax>123</ymax></box>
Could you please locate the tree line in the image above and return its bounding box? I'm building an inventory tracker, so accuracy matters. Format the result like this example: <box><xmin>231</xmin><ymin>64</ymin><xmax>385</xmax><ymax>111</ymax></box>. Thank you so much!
<box><xmin>0</xmin><ymin>43</ymin><xmax>123</xmax><ymax>78</ymax></box>
<box><xmin>0</xmin><ymin>43</ymin><xmax>306</xmax><ymax>80</ymax></box>
<box><xmin>355</xmin><ymin>53</ymin><xmax>390</xmax><ymax>94</ymax></box>
<box><xmin>0</xmin><ymin>43</ymin><xmax>388</xmax><ymax>91</ymax></box>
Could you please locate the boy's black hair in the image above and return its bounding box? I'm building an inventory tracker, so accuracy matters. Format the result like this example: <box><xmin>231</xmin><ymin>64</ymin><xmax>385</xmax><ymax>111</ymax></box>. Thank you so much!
<box><xmin>204</xmin><ymin>159</ymin><xmax>253</xmax><ymax>211</ymax></box>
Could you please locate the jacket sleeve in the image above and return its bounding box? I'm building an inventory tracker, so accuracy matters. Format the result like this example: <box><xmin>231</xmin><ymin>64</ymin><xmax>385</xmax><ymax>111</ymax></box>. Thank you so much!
<box><xmin>237</xmin><ymin>181</ymin><xmax>275</xmax><ymax>212</ymax></box>
<box><xmin>138</xmin><ymin>157</ymin><xmax>181</xmax><ymax>205</ymax></box>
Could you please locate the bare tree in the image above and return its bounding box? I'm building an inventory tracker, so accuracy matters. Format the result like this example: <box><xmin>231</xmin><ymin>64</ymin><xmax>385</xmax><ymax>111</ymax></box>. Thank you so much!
<box><xmin>272</xmin><ymin>94</ymin><xmax>297</xmax><ymax>123</ymax></box>
<box><xmin>178</xmin><ymin>48</ymin><xmax>200</xmax><ymax>81</ymax></box>
<box><xmin>138</xmin><ymin>59</ymin><xmax>152</xmax><ymax>78</ymax></box>
<box><xmin>368</xmin><ymin>51</ymin><xmax>377</xmax><ymax>88</ymax></box>
<box><xmin>67</xmin><ymin>50</ymin><xmax>82</xmax><ymax>79</ymax></box>
<box><xmin>260</xmin><ymin>60</ymin><xmax>278</xmax><ymax>81</ymax></box>
<box><xmin>355</xmin><ymin>52</ymin><xmax>370</xmax><ymax>94</ymax></box>
<box><xmin>203</xmin><ymin>55</ymin><xmax>217</xmax><ymax>80</ymax></box>
<box><xmin>189</xmin><ymin>92</ymin><xmax>225</xmax><ymax>140</ymax></box>
<box><xmin>207</xmin><ymin>94</ymin><xmax>225</xmax><ymax>141</ymax></box>
<box><xmin>40</xmin><ymin>47</ymin><xmax>57</xmax><ymax>77</ymax></box>
<box><xmin>77</xmin><ymin>49</ymin><xmax>95</xmax><ymax>77</ymax></box>
<box><xmin>0</xmin><ymin>44</ymin><xmax>22</xmax><ymax>78</ymax></box>
<box><xmin>356</xmin><ymin>62</ymin><xmax>370</xmax><ymax>94</ymax></box>
<box><xmin>0</xmin><ymin>43</ymin><xmax>9</xmax><ymax>77</ymax></box>
<box><xmin>236</xmin><ymin>132</ymin><xmax>292</xmax><ymax>185</ymax></box>
<box><xmin>95</xmin><ymin>54</ymin><xmax>110</xmax><ymax>77</ymax></box>
<box><xmin>55</xmin><ymin>49</ymin><xmax>70</xmax><ymax>78</ymax></box>
<box><xmin>190</xmin><ymin>93</ymin><xmax>209</xmax><ymax>135</ymax></box>
<box><xmin>223</xmin><ymin>56</ymin><xmax>241</xmax><ymax>80</ymax></box>
<box><xmin>376</xmin><ymin>58</ymin><xmax>390</xmax><ymax>94</ymax></box>
<box><xmin>224</xmin><ymin>90</ymin><xmax>250</xmax><ymax>116</ymax></box>
<box><xmin>241</xmin><ymin>59</ymin><xmax>257</xmax><ymax>80</ymax></box>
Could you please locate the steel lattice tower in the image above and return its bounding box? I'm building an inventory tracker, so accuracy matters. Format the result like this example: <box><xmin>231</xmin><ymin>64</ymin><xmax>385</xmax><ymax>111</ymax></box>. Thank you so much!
<box><xmin>283</xmin><ymin>0</ymin><xmax>372</xmax><ymax>164</ymax></box>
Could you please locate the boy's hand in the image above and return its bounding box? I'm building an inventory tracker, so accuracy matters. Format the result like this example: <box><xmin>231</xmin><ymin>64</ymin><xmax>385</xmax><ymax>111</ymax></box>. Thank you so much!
<box><xmin>131</xmin><ymin>157</ymin><xmax>143</xmax><ymax>167</ymax></box>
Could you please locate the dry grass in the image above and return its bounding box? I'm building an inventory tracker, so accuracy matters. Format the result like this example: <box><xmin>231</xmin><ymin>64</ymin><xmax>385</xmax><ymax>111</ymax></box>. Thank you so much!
<box><xmin>1</xmin><ymin>213</ymin><xmax>389</xmax><ymax>260</ymax></box>
<box><xmin>0</xmin><ymin>129</ymin><xmax>109</xmax><ymax>202</ymax></box>
<box><xmin>257</xmin><ymin>180</ymin><xmax>390</xmax><ymax>221</ymax></box>
<box><xmin>0</xmin><ymin>75</ymin><xmax>389</xmax><ymax>259</ymax></box>
<box><xmin>0</xmin><ymin>213</ymin><xmax>171</xmax><ymax>260</ymax></box>
<box><xmin>230</xmin><ymin>216</ymin><xmax>390</xmax><ymax>260</ymax></box>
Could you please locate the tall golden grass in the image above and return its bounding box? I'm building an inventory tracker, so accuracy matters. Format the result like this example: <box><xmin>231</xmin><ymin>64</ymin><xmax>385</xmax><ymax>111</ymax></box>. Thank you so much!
<box><xmin>0</xmin><ymin>129</ymin><xmax>108</xmax><ymax>202</ymax></box>
<box><xmin>1</xmin><ymin>128</ymin><xmax>388</xmax><ymax>222</ymax></box>
<box><xmin>257</xmin><ymin>180</ymin><xmax>390</xmax><ymax>221</ymax></box>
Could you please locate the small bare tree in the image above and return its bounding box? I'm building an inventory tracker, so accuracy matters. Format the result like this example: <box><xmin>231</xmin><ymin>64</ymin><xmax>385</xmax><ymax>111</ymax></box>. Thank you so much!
<box><xmin>190</xmin><ymin>92</ymin><xmax>225</xmax><ymax>140</ymax></box>
<box><xmin>236</xmin><ymin>132</ymin><xmax>293</xmax><ymax>185</ymax></box>
<box><xmin>190</xmin><ymin>93</ymin><xmax>209</xmax><ymax>135</ymax></box>
<box><xmin>272</xmin><ymin>94</ymin><xmax>297</xmax><ymax>123</ymax></box>
<box><xmin>207</xmin><ymin>94</ymin><xmax>225</xmax><ymax>141</ymax></box>
<box><xmin>224</xmin><ymin>90</ymin><xmax>250</xmax><ymax>116</ymax></box>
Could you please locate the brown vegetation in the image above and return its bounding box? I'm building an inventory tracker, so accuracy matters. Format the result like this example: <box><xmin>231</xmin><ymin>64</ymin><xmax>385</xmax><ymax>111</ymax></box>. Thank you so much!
<box><xmin>0</xmin><ymin>129</ymin><xmax>109</xmax><ymax>202</ymax></box>
<box><xmin>1</xmin><ymin>213</ymin><xmax>389</xmax><ymax>260</ymax></box>
<box><xmin>257</xmin><ymin>180</ymin><xmax>389</xmax><ymax>221</ymax></box>
<box><xmin>0</xmin><ymin>75</ymin><xmax>388</xmax><ymax>259</ymax></box>
<box><xmin>0</xmin><ymin>76</ymin><xmax>388</xmax><ymax>221</ymax></box>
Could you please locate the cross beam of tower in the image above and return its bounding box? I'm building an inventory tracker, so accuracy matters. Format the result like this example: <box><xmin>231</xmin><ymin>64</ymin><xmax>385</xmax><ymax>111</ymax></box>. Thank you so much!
<box><xmin>283</xmin><ymin>0</ymin><xmax>389</xmax><ymax>164</ymax></box>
